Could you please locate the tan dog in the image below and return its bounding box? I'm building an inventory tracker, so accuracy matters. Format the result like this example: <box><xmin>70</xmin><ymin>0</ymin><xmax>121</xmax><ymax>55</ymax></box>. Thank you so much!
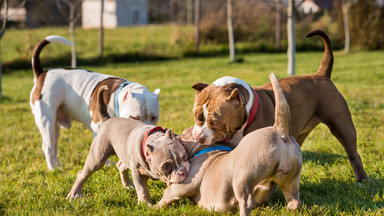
<box><xmin>67</xmin><ymin>86</ymin><xmax>190</xmax><ymax>204</ymax></box>
<box><xmin>191</xmin><ymin>30</ymin><xmax>366</xmax><ymax>182</ymax></box>
<box><xmin>157</xmin><ymin>73</ymin><xmax>302</xmax><ymax>216</ymax></box>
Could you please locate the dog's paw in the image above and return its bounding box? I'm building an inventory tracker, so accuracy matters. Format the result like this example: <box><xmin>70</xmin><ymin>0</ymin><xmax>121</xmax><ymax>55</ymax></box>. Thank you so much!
<box><xmin>66</xmin><ymin>193</ymin><xmax>82</xmax><ymax>201</ymax></box>
<box><xmin>137</xmin><ymin>200</ymin><xmax>153</xmax><ymax>207</ymax></box>
<box><xmin>286</xmin><ymin>199</ymin><xmax>301</xmax><ymax>210</ymax></box>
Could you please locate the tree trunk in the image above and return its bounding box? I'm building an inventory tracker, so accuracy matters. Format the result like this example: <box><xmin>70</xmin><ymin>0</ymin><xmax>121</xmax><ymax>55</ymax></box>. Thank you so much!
<box><xmin>275</xmin><ymin>0</ymin><xmax>282</xmax><ymax>49</ymax></box>
<box><xmin>187</xmin><ymin>0</ymin><xmax>193</xmax><ymax>24</ymax></box>
<box><xmin>69</xmin><ymin>4</ymin><xmax>76</xmax><ymax>68</ymax></box>
<box><xmin>287</xmin><ymin>0</ymin><xmax>295</xmax><ymax>76</ymax></box>
<box><xmin>342</xmin><ymin>1</ymin><xmax>351</xmax><ymax>53</ymax></box>
<box><xmin>227</xmin><ymin>0</ymin><xmax>235</xmax><ymax>62</ymax></box>
<box><xmin>194</xmin><ymin>0</ymin><xmax>200</xmax><ymax>52</ymax></box>
<box><xmin>99</xmin><ymin>0</ymin><xmax>104</xmax><ymax>59</ymax></box>
<box><xmin>0</xmin><ymin>57</ymin><xmax>2</xmax><ymax>97</ymax></box>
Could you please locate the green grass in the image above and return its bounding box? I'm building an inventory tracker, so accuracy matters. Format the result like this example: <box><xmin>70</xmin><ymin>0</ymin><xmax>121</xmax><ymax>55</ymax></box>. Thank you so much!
<box><xmin>1</xmin><ymin>27</ymin><xmax>384</xmax><ymax>215</ymax></box>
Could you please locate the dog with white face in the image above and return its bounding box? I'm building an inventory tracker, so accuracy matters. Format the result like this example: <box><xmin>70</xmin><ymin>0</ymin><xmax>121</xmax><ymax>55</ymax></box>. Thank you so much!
<box><xmin>30</xmin><ymin>35</ymin><xmax>160</xmax><ymax>170</ymax></box>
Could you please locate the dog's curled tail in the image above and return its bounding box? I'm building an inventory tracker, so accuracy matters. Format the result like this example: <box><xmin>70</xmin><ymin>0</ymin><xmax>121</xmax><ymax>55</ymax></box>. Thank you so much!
<box><xmin>97</xmin><ymin>85</ymin><xmax>111</xmax><ymax>123</ymax></box>
<box><xmin>270</xmin><ymin>73</ymin><xmax>291</xmax><ymax>138</ymax></box>
<box><xmin>31</xmin><ymin>35</ymin><xmax>72</xmax><ymax>78</ymax></box>
<box><xmin>306</xmin><ymin>29</ymin><xmax>334</xmax><ymax>79</ymax></box>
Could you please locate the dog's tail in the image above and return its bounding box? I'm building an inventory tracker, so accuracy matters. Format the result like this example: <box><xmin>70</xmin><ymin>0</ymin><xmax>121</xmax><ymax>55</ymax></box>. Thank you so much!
<box><xmin>306</xmin><ymin>29</ymin><xmax>334</xmax><ymax>79</ymax></box>
<box><xmin>270</xmin><ymin>73</ymin><xmax>291</xmax><ymax>138</ymax></box>
<box><xmin>31</xmin><ymin>35</ymin><xmax>72</xmax><ymax>78</ymax></box>
<box><xmin>97</xmin><ymin>85</ymin><xmax>111</xmax><ymax>123</ymax></box>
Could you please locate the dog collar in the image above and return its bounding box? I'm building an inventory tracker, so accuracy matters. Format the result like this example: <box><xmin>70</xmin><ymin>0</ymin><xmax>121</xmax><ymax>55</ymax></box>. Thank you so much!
<box><xmin>193</xmin><ymin>146</ymin><xmax>233</xmax><ymax>158</ymax></box>
<box><xmin>142</xmin><ymin>126</ymin><xmax>167</xmax><ymax>160</ymax></box>
<box><xmin>114</xmin><ymin>81</ymin><xmax>130</xmax><ymax>117</ymax></box>
<box><xmin>245</xmin><ymin>89</ymin><xmax>259</xmax><ymax>129</ymax></box>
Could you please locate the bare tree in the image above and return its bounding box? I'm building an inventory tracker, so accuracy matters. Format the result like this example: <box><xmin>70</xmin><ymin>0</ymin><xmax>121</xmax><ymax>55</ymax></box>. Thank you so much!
<box><xmin>227</xmin><ymin>0</ymin><xmax>235</xmax><ymax>62</ymax></box>
<box><xmin>261</xmin><ymin>0</ymin><xmax>284</xmax><ymax>49</ymax></box>
<box><xmin>99</xmin><ymin>0</ymin><xmax>104</xmax><ymax>59</ymax></box>
<box><xmin>195</xmin><ymin>0</ymin><xmax>200</xmax><ymax>52</ymax></box>
<box><xmin>275</xmin><ymin>0</ymin><xmax>282</xmax><ymax>49</ymax></box>
<box><xmin>287</xmin><ymin>0</ymin><xmax>295</xmax><ymax>76</ymax></box>
<box><xmin>187</xmin><ymin>0</ymin><xmax>193</xmax><ymax>24</ymax></box>
<box><xmin>0</xmin><ymin>0</ymin><xmax>27</xmax><ymax>97</ymax></box>
<box><xmin>342</xmin><ymin>0</ymin><xmax>352</xmax><ymax>53</ymax></box>
<box><xmin>56</xmin><ymin>0</ymin><xmax>82</xmax><ymax>68</ymax></box>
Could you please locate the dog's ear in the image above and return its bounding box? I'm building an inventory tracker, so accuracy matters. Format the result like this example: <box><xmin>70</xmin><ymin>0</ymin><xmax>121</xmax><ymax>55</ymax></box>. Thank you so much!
<box><xmin>153</xmin><ymin>88</ymin><xmax>160</xmax><ymax>98</ymax></box>
<box><xmin>165</xmin><ymin>129</ymin><xmax>175</xmax><ymax>139</ymax></box>
<box><xmin>192</xmin><ymin>83</ymin><xmax>208</xmax><ymax>92</ymax></box>
<box><xmin>123</xmin><ymin>90</ymin><xmax>132</xmax><ymax>101</ymax></box>
<box><xmin>226</xmin><ymin>88</ymin><xmax>244</xmax><ymax>106</ymax></box>
<box><xmin>145</xmin><ymin>144</ymin><xmax>155</xmax><ymax>163</ymax></box>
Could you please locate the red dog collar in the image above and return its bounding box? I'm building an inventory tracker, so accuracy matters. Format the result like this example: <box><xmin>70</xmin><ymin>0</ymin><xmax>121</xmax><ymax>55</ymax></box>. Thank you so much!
<box><xmin>142</xmin><ymin>126</ymin><xmax>167</xmax><ymax>160</ymax></box>
<box><xmin>222</xmin><ymin>89</ymin><xmax>259</xmax><ymax>143</ymax></box>
<box><xmin>245</xmin><ymin>89</ymin><xmax>259</xmax><ymax>129</ymax></box>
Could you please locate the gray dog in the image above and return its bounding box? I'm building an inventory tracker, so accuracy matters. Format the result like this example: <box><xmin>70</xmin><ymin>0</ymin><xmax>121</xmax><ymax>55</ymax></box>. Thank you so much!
<box><xmin>157</xmin><ymin>73</ymin><xmax>302</xmax><ymax>215</ymax></box>
<box><xmin>67</xmin><ymin>86</ymin><xmax>190</xmax><ymax>204</ymax></box>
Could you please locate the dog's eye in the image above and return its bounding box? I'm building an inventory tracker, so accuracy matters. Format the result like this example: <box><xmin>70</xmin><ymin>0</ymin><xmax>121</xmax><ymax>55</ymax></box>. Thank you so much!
<box><xmin>130</xmin><ymin>115</ymin><xmax>140</xmax><ymax>120</ymax></box>
<box><xmin>209</xmin><ymin>120</ymin><xmax>220</xmax><ymax>128</ymax></box>
<box><xmin>162</xmin><ymin>162</ymin><xmax>172</xmax><ymax>171</ymax></box>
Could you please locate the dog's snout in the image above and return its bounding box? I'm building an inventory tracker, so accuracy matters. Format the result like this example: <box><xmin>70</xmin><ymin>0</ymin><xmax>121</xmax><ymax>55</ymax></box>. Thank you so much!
<box><xmin>177</xmin><ymin>168</ymin><xmax>188</xmax><ymax>177</ymax></box>
<box><xmin>194</xmin><ymin>135</ymin><xmax>206</xmax><ymax>144</ymax></box>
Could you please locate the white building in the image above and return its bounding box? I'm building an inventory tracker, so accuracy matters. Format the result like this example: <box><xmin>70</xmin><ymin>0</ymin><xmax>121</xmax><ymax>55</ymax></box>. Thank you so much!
<box><xmin>82</xmin><ymin>0</ymin><xmax>148</xmax><ymax>29</ymax></box>
<box><xmin>297</xmin><ymin>0</ymin><xmax>320</xmax><ymax>14</ymax></box>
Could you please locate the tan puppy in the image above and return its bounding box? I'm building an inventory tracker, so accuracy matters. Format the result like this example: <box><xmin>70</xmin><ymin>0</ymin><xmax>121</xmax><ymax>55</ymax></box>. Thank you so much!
<box><xmin>157</xmin><ymin>73</ymin><xmax>302</xmax><ymax>216</ymax></box>
<box><xmin>191</xmin><ymin>30</ymin><xmax>366</xmax><ymax>182</ymax></box>
<box><xmin>67</xmin><ymin>86</ymin><xmax>190</xmax><ymax>204</ymax></box>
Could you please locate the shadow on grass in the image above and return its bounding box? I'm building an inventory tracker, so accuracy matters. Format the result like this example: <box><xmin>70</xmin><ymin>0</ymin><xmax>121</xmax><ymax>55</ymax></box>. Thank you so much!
<box><xmin>0</xmin><ymin>95</ymin><xmax>12</xmax><ymax>103</ymax></box>
<box><xmin>2</xmin><ymin>52</ymin><xmax>175</xmax><ymax>74</ymax></box>
<box><xmin>0</xmin><ymin>94</ymin><xmax>30</xmax><ymax>104</ymax></box>
<box><xmin>301</xmin><ymin>150</ymin><xmax>347</xmax><ymax>166</ymax></box>
<box><xmin>301</xmin><ymin>176</ymin><xmax>384</xmax><ymax>211</ymax></box>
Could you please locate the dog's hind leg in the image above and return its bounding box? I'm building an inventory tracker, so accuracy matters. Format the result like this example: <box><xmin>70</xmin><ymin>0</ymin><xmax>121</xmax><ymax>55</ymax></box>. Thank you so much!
<box><xmin>325</xmin><ymin>115</ymin><xmax>367</xmax><ymax>182</ymax></box>
<box><xmin>67</xmin><ymin>136</ymin><xmax>114</xmax><ymax>199</ymax></box>
<box><xmin>278</xmin><ymin>176</ymin><xmax>301</xmax><ymax>210</ymax></box>
<box><xmin>233</xmin><ymin>174</ymin><xmax>258</xmax><ymax>216</ymax></box>
<box><xmin>253</xmin><ymin>180</ymin><xmax>277</xmax><ymax>205</ymax></box>
<box><xmin>33</xmin><ymin>101</ymin><xmax>61</xmax><ymax>170</ymax></box>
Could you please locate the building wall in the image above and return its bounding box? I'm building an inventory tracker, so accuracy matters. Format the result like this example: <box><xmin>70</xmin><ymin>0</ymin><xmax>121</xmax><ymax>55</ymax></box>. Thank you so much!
<box><xmin>82</xmin><ymin>0</ymin><xmax>147</xmax><ymax>29</ymax></box>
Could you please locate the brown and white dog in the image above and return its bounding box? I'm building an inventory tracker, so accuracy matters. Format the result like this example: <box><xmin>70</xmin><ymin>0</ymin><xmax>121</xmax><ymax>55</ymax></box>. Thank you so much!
<box><xmin>157</xmin><ymin>73</ymin><xmax>302</xmax><ymax>215</ymax></box>
<box><xmin>30</xmin><ymin>36</ymin><xmax>160</xmax><ymax>170</ymax></box>
<box><xmin>67</xmin><ymin>86</ymin><xmax>190</xmax><ymax>204</ymax></box>
<box><xmin>191</xmin><ymin>30</ymin><xmax>367</xmax><ymax>182</ymax></box>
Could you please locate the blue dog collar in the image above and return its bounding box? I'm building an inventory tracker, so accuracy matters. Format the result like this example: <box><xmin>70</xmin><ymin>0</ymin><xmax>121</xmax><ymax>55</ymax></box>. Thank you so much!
<box><xmin>114</xmin><ymin>81</ymin><xmax>130</xmax><ymax>117</ymax></box>
<box><xmin>193</xmin><ymin>146</ymin><xmax>233</xmax><ymax>158</ymax></box>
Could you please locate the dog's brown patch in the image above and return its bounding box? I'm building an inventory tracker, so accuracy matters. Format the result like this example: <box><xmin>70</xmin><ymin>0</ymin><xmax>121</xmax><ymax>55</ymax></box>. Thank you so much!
<box><xmin>89</xmin><ymin>77</ymin><xmax>127</xmax><ymax>123</ymax></box>
<box><xmin>31</xmin><ymin>71</ymin><xmax>48</xmax><ymax>105</ymax></box>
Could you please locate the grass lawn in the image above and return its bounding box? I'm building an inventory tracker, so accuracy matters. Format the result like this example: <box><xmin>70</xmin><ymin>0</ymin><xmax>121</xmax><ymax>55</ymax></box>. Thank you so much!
<box><xmin>0</xmin><ymin>27</ymin><xmax>384</xmax><ymax>215</ymax></box>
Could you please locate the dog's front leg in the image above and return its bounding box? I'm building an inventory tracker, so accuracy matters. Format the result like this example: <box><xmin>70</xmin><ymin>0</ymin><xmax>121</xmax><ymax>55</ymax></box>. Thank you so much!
<box><xmin>156</xmin><ymin>185</ymin><xmax>184</xmax><ymax>208</ymax></box>
<box><xmin>131</xmin><ymin>169</ymin><xmax>151</xmax><ymax>204</ymax></box>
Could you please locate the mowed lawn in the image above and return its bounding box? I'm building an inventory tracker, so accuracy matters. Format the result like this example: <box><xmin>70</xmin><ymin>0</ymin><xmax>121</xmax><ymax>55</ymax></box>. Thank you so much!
<box><xmin>0</xmin><ymin>27</ymin><xmax>384</xmax><ymax>215</ymax></box>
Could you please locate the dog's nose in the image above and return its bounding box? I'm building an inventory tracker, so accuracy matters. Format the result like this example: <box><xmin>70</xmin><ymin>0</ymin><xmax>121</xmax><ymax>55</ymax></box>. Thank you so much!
<box><xmin>177</xmin><ymin>168</ymin><xmax>188</xmax><ymax>177</ymax></box>
<box><xmin>194</xmin><ymin>134</ymin><xmax>206</xmax><ymax>144</ymax></box>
